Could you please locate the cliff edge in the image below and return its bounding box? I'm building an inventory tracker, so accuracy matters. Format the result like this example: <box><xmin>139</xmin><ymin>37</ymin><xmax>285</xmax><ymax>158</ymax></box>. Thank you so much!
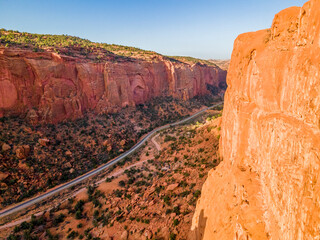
<box><xmin>0</xmin><ymin>33</ymin><xmax>226</xmax><ymax>123</ymax></box>
<box><xmin>192</xmin><ymin>0</ymin><xmax>320</xmax><ymax>239</ymax></box>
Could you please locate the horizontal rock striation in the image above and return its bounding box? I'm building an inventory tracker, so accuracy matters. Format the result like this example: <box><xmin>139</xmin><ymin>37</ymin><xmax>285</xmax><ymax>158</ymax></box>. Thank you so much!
<box><xmin>0</xmin><ymin>48</ymin><xmax>226</xmax><ymax>123</ymax></box>
<box><xmin>193</xmin><ymin>0</ymin><xmax>320</xmax><ymax>239</ymax></box>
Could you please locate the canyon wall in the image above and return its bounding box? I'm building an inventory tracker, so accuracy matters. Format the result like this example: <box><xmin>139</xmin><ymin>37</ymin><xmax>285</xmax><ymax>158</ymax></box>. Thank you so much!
<box><xmin>192</xmin><ymin>0</ymin><xmax>320</xmax><ymax>239</ymax></box>
<box><xmin>0</xmin><ymin>48</ymin><xmax>226</xmax><ymax>123</ymax></box>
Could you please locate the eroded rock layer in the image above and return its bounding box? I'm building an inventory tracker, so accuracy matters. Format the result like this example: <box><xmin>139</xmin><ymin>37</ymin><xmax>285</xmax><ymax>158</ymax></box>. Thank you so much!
<box><xmin>0</xmin><ymin>48</ymin><xmax>226</xmax><ymax>123</ymax></box>
<box><xmin>193</xmin><ymin>0</ymin><xmax>320</xmax><ymax>239</ymax></box>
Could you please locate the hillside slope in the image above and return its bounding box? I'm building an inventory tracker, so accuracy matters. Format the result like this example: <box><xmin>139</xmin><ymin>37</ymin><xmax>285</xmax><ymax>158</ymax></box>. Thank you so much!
<box><xmin>207</xmin><ymin>59</ymin><xmax>230</xmax><ymax>71</ymax></box>
<box><xmin>192</xmin><ymin>0</ymin><xmax>320</xmax><ymax>239</ymax></box>
<box><xmin>0</xmin><ymin>30</ymin><xmax>226</xmax><ymax>123</ymax></box>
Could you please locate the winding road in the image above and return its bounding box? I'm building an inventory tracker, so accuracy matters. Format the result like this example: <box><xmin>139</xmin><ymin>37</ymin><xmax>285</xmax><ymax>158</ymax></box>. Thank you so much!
<box><xmin>0</xmin><ymin>102</ymin><xmax>222</xmax><ymax>220</ymax></box>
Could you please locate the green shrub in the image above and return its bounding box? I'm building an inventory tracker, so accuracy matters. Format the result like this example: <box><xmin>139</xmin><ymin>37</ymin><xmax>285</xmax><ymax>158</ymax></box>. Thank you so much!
<box><xmin>170</xmin><ymin>233</ymin><xmax>177</xmax><ymax>240</ymax></box>
<box><xmin>119</xmin><ymin>180</ymin><xmax>126</xmax><ymax>187</ymax></box>
<box><xmin>53</xmin><ymin>213</ymin><xmax>66</xmax><ymax>226</ymax></box>
<box><xmin>75</xmin><ymin>210</ymin><xmax>82</xmax><ymax>219</ymax></box>
<box><xmin>194</xmin><ymin>190</ymin><xmax>201</xmax><ymax>198</ymax></box>
<box><xmin>67</xmin><ymin>230</ymin><xmax>79</xmax><ymax>239</ymax></box>
<box><xmin>164</xmin><ymin>135</ymin><xmax>176</xmax><ymax>142</ymax></box>
<box><xmin>173</xmin><ymin>219</ymin><xmax>179</xmax><ymax>226</ymax></box>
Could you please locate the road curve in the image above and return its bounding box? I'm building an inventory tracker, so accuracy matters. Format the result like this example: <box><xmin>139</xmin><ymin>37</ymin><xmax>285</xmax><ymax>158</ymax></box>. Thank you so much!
<box><xmin>0</xmin><ymin>102</ymin><xmax>223</xmax><ymax>219</ymax></box>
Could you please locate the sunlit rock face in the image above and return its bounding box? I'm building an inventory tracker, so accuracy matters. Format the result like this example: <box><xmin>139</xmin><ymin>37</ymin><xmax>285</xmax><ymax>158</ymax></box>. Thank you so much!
<box><xmin>192</xmin><ymin>1</ymin><xmax>320</xmax><ymax>239</ymax></box>
<box><xmin>0</xmin><ymin>48</ymin><xmax>226</xmax><ymax>123</ymax></box>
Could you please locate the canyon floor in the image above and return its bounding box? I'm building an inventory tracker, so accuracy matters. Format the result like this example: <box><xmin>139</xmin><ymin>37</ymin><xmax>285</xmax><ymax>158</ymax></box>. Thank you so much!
<box><xmin>0</xmin><ymin>95</ymin><xmax>220</xmax><ymax>210</ymax></box>
<box><xmin>1</xmin><ymin>105</ymin><xmax>222</xmax><ymax>239</ymax></box>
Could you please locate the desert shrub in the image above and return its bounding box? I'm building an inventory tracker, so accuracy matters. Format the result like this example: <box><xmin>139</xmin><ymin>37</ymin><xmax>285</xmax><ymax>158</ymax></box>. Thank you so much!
<box><xmin>105</xmin><ymin>178</ymin><xmax>112</xmax><ymax>182</ymax></box>
<box><xmin>113</xmin><ymin>189</ymin><xmax>123</xmax><ymax>197</ymax></box>
<box><xmin>93</xmin><ymin>210</ymin><xmax>99</xmax><ymax>219</ymax></box>
<box><xmin>53</xmin><ymin>213</ymin><xmax>66</xmax><ymax>226</ymax></box>
<box><xmin>173</xmin><ymin>206</ymin><xmax>180</xmax><ymax>215</ymax></box>
<box><xmin>163</xmin><ymin>195</ymin><xmax>171</xmax><ymax>205</ymax></box>
<box><xmin>194</xmin><ymin>190</ymin><xmax>201</xmax><ymax>198</ymax></box>
<box><xmin>164</xmin><ymin>135</ymin><xmax>176</xmax><ymax>142</ymax></box>
<box><xmin>118</xmin><ymin>180</ymin><xmax>126</xmax><ymax>187</ymax></box>
<box><xmin>170</xmin><ymin>233</ymin><xmax>177</xmax><ymax>240</ymax></box>
<box><xmin>67</xmin><ymin>230</ymin><xmax>78</xmax><ymax>239</ymax></box>
<box><xmin>180</xmin><ymin>190</ymin><xmax>190</xmax><ymax>197</ymax></box>
<box><xmin>173</xmin><ymin>219</ymin><xmax>179</xmax><ymax>226</ymax></box>
<box><xmin>75</xmin><ymin>200</ymin><xmax>85</xmax><ymax>212</ymax></box>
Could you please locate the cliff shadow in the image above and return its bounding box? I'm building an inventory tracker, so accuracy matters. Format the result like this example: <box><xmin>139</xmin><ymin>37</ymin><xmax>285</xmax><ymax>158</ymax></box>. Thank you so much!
<box><xmin>190</xmin><ymin>209</ymin><xmax>208</xmax><ymax>240</ymax></box>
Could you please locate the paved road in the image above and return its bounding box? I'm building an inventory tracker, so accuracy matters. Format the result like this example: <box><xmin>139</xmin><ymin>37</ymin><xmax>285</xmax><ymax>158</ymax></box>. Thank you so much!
<box><xmin>0</xmin><ymin>158</ymin><xmax>152</xmax><ymax>230</ymax></box>
<box><xmin>0</xmin><ymin>102</ymin><xmax>222</xmax><ymax>219</ymax></box>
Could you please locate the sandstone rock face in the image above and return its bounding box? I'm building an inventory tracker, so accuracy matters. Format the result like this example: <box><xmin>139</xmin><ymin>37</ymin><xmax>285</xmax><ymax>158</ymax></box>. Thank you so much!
<box><xmin>193</xmin><ymin>1</ymin><xmax>320</xmax><ymax>239</ymax></box>
<box><xmin>0</xmin><ymin>48</ymin><xmax>226</xmax><ymax>123</ymax></box>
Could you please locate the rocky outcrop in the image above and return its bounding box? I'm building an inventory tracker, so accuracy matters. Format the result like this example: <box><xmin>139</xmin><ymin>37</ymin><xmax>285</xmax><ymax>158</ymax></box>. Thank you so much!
<box><xmin>193</xmin><ymin>1</ymin><xmax>320</xmax><ymax>239</ymax></box>
<box><xmin>0</xmin><ymin>48</ymin><xmax>226</xmax><ymax>123</ymax></box>
<box><xmin>16</xmin><ymin>145</ymin><xmax>31</xmax><ymax>159</ymax></box>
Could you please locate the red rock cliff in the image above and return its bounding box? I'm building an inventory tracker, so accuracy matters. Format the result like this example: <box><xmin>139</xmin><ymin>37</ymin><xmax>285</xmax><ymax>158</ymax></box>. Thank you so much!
<box><xmin>193</xmin><ymin>0</ymin><xmax>320</xmax><ymax>239</ymax></box>
<box><xmin>0</xmin><ymin>48</ymin><xmax>226</xmax><ymax>123</ymax></box>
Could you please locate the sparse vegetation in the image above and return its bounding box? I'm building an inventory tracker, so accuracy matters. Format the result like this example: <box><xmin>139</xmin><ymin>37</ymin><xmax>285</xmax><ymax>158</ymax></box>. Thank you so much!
<box><xmin>0</xmin><ymin>29</ymin><xmax>219</xmax><ymax>66</ymax></box>
<box><xmin>2</xmin><ymin>97</ymin><xmax>223</xmax><ymax>239</ymax></box>
<box><xmin>0</xmin><ymin>95</ymin><xmax>218</xmax><ymax>207</ymax></box>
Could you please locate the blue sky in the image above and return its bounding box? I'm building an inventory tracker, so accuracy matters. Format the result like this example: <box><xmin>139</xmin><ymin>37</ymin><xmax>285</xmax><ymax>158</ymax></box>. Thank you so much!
<box><xmin>0</xmin><ymin>0</ymin><xmax>307</xmax><ymax>59</ymax></box>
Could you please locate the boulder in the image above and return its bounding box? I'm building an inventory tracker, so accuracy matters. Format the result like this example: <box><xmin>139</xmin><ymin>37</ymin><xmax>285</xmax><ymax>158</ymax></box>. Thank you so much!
<box><xmin>103</xmin><ymin>140</ymin><xmax>109</xmax><ymax>147</ymax></box>
<box><xmin>0</xmin><ymin>182</ymin><xmax>8</xmax><ymax>190</ymax></box>
<box><xmin>16</xmin><ymin>145</ymin><xmax>31</xmax><ymax>159</ymax></box>
<box><xmin>166</xmin><ymin>183</ymin><xmax>179</xmax><ymax>191</ymax></box>
<box><xmin>2</xmin><ymin>143</ymin><xmax>11</xmax><ymax>152</ymax></box>
<box><xmin>26</xmin><ymin>109</ymin><xmax>39</xmax><ymax>124</ymax></box>
<box><xmin>0</xmin><ymin>172</ymin><xmax>9</xmax><ymax>181</ymax></box>
<box><xmin>120</xmin><ymin>230</ymin><xmax>128</xmax><ymax>240</ymax></box>
<box><xmin>143</xmin><ymin>229</ymin><xmax>153</xmax><ymax>240</ymax></box>
<box><xmin>120</xmin><ymin>139</ymin><xmax>126</xmax><ymax>146</ymax></box>
<box><xmin>38</xmin><ymin>138</ymin><xmax>50</xmax><ymax>146</ymax></box>
<box><xmin>65</xmin><ymin>162</ymin><xmax>72</xmax><ymax>168</ymax></box>
<box><xmin>65</xmin><ymin>150</ymin><xmax>72</xmax><ymax>156</ymax></box>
